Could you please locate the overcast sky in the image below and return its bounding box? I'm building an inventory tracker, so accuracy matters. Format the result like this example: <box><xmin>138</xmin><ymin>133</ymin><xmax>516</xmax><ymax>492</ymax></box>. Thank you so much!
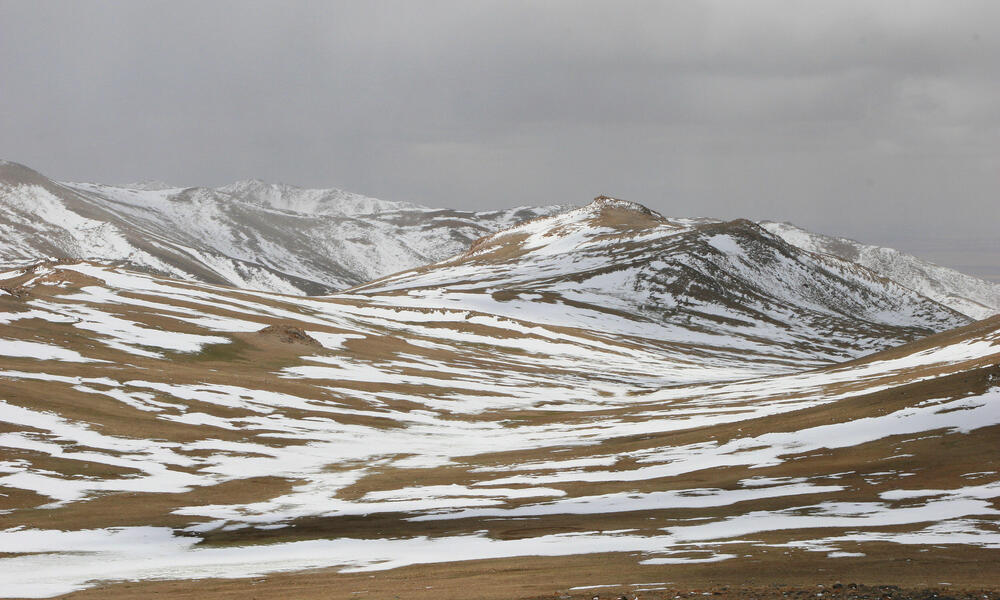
<box><xmin>1</xmin><ymin>1</ymin><xmax>997</xmax><ymax>279</ymax></box>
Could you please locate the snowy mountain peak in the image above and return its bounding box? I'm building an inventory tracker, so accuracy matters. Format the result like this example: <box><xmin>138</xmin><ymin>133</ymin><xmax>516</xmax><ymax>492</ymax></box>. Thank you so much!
<box><xmin>589</xmin><ymin>194</ymin><xmax>662</xmax><ymax>217</ymax></box>
<box><xmin>217</xmin><ymin>177</ymin><xmax>289</xmax><ymax>196</ymax></box>
<box><xmin>462</xmin><ymin>196</ymin><xmax>681</xmax><ymax>259</ymax></box>
<box><xmin>117</xmin><ymin>180</ymin><xmax>176</xmax><ymax>191</ymax></box>
<box><xmin>218</xmin><ymin>178</ymin><xmax>418</xmax><ymax>216</ymax></box>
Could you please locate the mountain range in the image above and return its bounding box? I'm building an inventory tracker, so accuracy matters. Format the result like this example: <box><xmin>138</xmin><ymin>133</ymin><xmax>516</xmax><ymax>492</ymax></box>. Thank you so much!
<box><xmin>2</xmin><ymin>160</ymin><xmax>997</xmax><ymax>321</ymax></box>
<box><xmin>0</xmin><ymin>160</ymin><xmax>560</xmax><ymax>295</ymax></box>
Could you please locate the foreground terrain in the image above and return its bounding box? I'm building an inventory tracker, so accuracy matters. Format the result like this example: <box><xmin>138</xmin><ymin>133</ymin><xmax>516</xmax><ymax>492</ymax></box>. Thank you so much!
<box><xmin>0</xmin><ymin>200</ymin><xmax>997</xmax><ymax>598</ymax></box>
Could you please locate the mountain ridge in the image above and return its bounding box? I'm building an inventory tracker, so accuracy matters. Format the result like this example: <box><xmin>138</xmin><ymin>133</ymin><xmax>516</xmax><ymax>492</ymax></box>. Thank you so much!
<box><xmin>762</xmin><ymin>220</ymin><xmax>1000</xmax><ymax>320</ymax></box>
<box><xmin>1</xmin><ymin>160</ymin><xmax>996</xmax><ymax>321</ymax></box>
<box><xmin>0</xmin><ymin>160</ymin><xmax>564</xmax><ymax>295</ymax></box>
<box><xmin>352</xmin><ymin>197</ymin><xmax>969</xmax><ymax>371</ymax></box>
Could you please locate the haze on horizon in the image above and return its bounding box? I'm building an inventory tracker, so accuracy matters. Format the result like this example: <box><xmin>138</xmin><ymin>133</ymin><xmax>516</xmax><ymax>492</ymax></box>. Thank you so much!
<box><xmin>1</xmin><ymin>0</ymin><xmax>997</xmax><ymax>281</ymax></box>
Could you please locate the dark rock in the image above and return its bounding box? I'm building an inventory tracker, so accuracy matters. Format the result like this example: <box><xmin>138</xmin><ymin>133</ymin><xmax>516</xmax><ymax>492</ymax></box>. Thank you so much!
<box><xmin>257</xmin><ymin>324</ymin><xmax>322</xmax><ymax>347</ymax></box>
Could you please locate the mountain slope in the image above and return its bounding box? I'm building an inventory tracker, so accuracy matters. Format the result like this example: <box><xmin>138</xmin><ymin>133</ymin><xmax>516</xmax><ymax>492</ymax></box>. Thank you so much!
<box><xmin>0</xmin><ymin>257</ymin><xmax>997</xmax><ymax>598</ymax></box>
<box><xmin>762</xmin><ymin>220</ymin><xmax>1000</xmax><ymax>320</ymax></box>
<box><xmin>353</xmin><ymin>197</ymin><xmax>970</xmax><ymax>368</ymax></box>
<box><xmin>0</xmin><ymin>160</ymin><xmax>563</xmax><ymax>294</ymax></box>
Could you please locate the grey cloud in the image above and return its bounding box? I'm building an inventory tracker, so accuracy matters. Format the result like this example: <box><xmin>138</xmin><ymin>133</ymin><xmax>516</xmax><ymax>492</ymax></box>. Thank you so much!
<box><xmin>0</xmin><ymin>0</ymin><xmax>997</xmax><ymax>278</ymax></box>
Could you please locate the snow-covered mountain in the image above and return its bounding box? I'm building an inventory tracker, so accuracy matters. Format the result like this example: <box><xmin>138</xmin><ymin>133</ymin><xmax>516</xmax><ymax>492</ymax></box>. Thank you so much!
<box><xmin>355</xmin><ymin>197</ymin><xmax>969</xmax><ymax>368</ymax></box>
<box><xmin>762</xmin><ymin>221</ymin><xmax>1000</xmax><ymax>320</ymax></box>
<box><xmin>2</xmin><ymin>159</ymin><xmax>996</xmax><ymax>324</ymax></box>
<box><xmin>215</xmin><ymin>178</ymin><xmax>418</xmax><ymax>215</ymax></box>
<box><xmin>0</xmin><ymin>160</ymin><xmax>563</xmax><ymax>294</ymax></box>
